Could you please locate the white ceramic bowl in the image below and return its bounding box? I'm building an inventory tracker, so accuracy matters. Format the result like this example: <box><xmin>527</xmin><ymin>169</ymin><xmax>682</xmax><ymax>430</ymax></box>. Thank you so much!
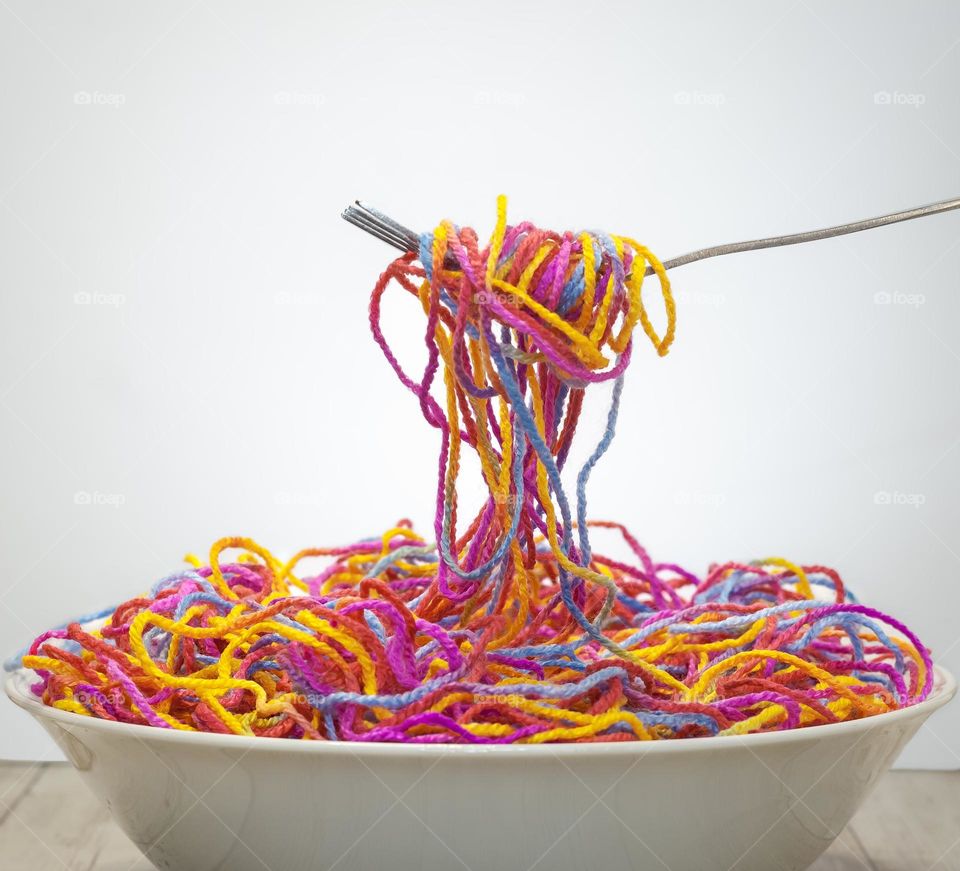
<box><xmin>6</xmin><ymin>666</ymin><xmax>955</xmax><ymax>871</ymax></box>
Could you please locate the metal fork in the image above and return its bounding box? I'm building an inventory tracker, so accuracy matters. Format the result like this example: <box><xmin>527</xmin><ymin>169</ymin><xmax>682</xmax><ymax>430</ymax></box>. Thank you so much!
<box><xmin>342</xmin><ymin>195</ymin><xmax>960</xmax><ymax>276</ymax></box>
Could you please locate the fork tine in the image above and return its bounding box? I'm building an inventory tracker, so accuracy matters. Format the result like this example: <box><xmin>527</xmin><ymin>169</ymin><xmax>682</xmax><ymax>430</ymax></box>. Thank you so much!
<box><xmin>343</xmin><ymin>202</ymin><xmax>463</xmax><ymax>271</ymax></box>
<box><xmin>342</xmin><ymin>206</ymin><xmax>412</xmax><ymax>254</ymax></box>
<box><xmin>342</xmin><ymin>205</ymin><xmax>410</xmax><ymax>247</ymax></box>
<box><xmin>354</xmin><ymin>201</ymin><xmax>421</xmax><ymax>252</ymax></box>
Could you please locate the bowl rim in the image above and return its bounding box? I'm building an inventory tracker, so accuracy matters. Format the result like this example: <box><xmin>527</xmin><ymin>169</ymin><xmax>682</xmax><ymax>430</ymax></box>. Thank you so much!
<box><xmin>6</xmin><ymin>664</ymin><xmax>955</xmax><ymax>758</ymax></box>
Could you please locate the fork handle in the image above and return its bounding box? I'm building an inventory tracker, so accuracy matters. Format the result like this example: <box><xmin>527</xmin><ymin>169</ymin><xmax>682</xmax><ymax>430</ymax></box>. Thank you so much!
<box><xmin>651</xmin><ymin>194</ymin><xmax>960</xmax><ymax>275</ymax></box>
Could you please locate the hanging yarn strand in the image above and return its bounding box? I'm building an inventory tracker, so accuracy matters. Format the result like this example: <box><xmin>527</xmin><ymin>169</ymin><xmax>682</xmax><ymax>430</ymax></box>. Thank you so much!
<box><xmin>19</xmin><ymin>198</ymin><xmax>931</xmax><ymax>743</ymax></box>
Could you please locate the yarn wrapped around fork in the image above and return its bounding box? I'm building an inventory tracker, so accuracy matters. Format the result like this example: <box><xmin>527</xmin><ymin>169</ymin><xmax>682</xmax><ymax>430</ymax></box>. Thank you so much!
<box><xmin>20</xmin><ymin>197</ymin><xmax>931</xmax><ymax>742</ymax></box>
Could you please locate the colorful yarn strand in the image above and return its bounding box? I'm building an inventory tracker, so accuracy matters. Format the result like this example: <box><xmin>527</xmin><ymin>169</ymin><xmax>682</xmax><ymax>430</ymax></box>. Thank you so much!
<box><xmin>19</xmin><ymin>197</ymin><xmax>931</xmax><ymax>743</ymax></box>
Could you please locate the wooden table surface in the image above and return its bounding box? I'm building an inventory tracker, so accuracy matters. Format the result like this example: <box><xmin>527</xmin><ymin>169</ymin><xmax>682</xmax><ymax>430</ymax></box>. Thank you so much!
<box><xmin>1</xmin><ymin>762</ymin><xmax>957</xmax><ymax>870</ymax></box>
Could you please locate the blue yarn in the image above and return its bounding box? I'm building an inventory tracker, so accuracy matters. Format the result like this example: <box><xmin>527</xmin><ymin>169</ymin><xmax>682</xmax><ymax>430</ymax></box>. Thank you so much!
<box><xmin>173</xmin><ymin>591</ymin><xmax>238</xmax><ymax>620</ymax></box>
<box><xmin>695</xmin><ymin>570</ymin><xmax>856</xmax><ymax>606</ymax></box>
<box><xmin>556</xmin><ymin>259</ymin><xmax>586</xmax><ymax>314</ymax></box>
<box><xmin>364</xmin><ymin>611</ymin><xmax>387</xmax><ymax>644</ymax></box>
<box><xmin>364</xmin><ymin>544</ymin><xmax>437</xmax><ymax>580</ymax></box>
<box><xmin>576</xmin><ymin>375</ymin><xmax>625</xmax><ymax>568</ymax></box>
<box><xmin>484</xmin><ymin>563</ymin><xmax>507</xmax><ymax>616</ymax></box>
<box><xmin>324</xmin><ymin>710</ymin><xmax>339</xmax><ymax>741</ymax></box>
<box><xmin>150</xmin><ymin>569</ymin><xmax>204</xmax><ymax>596</ymax></box>
<box><xmin>438</xmin><ymin>408</ymin><xmax>527</xmax><ymax>582</ymax></box>
<box><xmin>312</xmin><ymin>665</ymin><xmax>628</xmax><ymax>711</ymax></box>
<box><xmin>3</xmin><ymin>603</ymin><xmax>118</xmax><ymax>672</ymax></box>
<box><xmin>850</xmin><ymin>669</ymin><xmax>899</xmax><ymax>699</ymax></box>
<box><xmin>537</xmin><ymin>657</ymin><xmax>588</xmax><ymax>671</ymax></box>
<box><xmin>499</xmin><ymin>642</ymin><xmax>580</xmax><ymax>659</ymax></box>
<box><xmin>787</xmin><ymin>614</ymin><xmax>905</xmax><ymax>671</ymax></box>
<box><xmin>482</xmin><ymin>317</ymin><xmax>630</xmax><ymax>656</ymax></box>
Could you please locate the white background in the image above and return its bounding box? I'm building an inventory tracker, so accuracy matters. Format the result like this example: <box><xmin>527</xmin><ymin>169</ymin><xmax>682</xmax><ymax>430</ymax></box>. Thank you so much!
<box><xmin>1</xmin><ymin>1</ymin><xmax>959</xmax><ymax>766</ymax></box>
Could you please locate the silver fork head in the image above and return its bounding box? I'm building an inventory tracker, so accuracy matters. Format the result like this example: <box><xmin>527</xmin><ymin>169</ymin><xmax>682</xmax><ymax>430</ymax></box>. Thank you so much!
<box><xmin>343</xmin><ymin>202</ymin><xmax>465</xmax><ymax>270</ymax></box>
<box><xmin>341</xmin><ymin>202</ymin><xmax>419</xmax><ymax>256</ymax></box>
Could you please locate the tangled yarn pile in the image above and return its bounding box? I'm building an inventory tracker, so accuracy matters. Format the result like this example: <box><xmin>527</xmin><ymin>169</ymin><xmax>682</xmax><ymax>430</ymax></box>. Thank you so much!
<box><xmin>20</xmin><ymin>197</ymin><xmax>931</xmax><ymax>742</ymax></box>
